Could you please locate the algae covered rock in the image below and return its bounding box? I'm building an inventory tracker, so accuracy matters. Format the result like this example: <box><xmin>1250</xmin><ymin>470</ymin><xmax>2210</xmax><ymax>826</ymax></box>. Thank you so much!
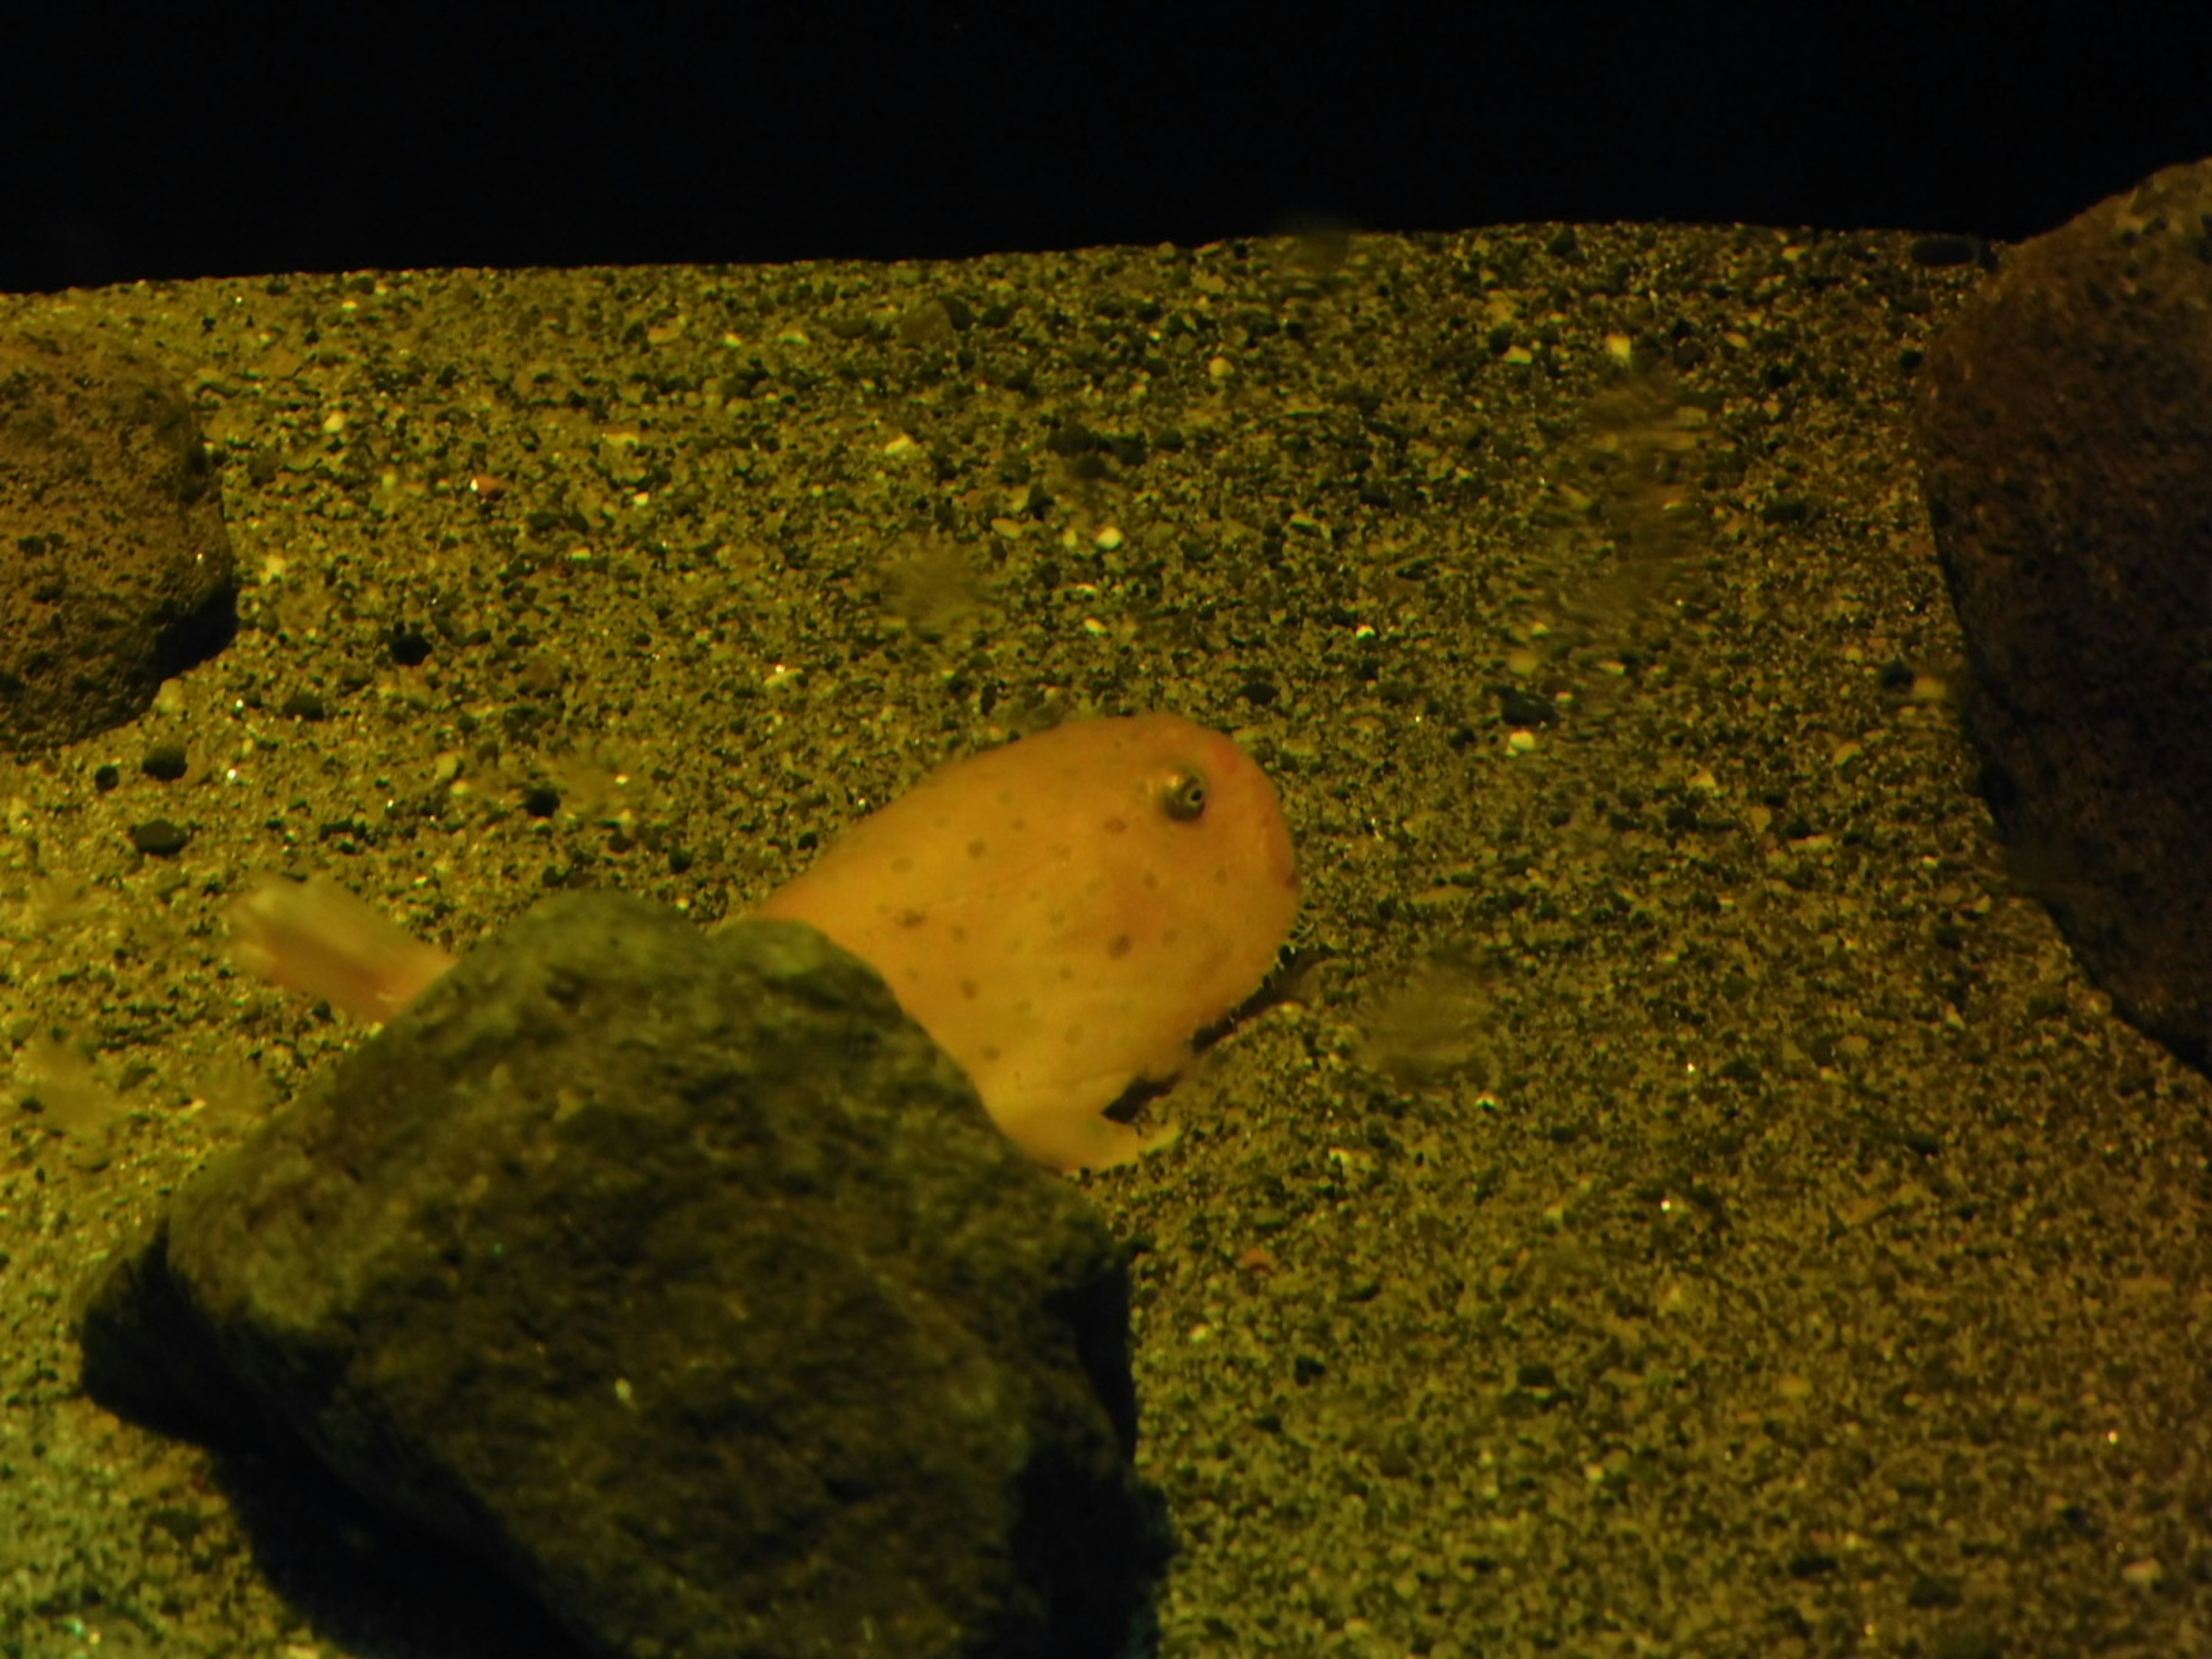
<box><xmin>1916</xmin><ymin>156</ymin><xmax>2212</xmax><ymax>1063</ymax></box>
<box><xmin>0</xmin><ymin>329</ymin><xmax>236</xmax><ymax>748</ymax></box>
<box><xmin>81</xmin><ymin>891</ymin><xmax>1167</xmax><ymax>1659</ymax></box>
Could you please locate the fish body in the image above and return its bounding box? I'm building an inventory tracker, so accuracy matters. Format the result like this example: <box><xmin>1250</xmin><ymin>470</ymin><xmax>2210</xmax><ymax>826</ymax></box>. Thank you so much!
<box><xmin>234</xmin><ymin>714</ymin><xmax>1297</xmax><ymax>1171</ymax></box>
<box><xmin>756</xmin><ymin>714</ymin><xmax>1297</xmax><ymax>1169</ymax></box>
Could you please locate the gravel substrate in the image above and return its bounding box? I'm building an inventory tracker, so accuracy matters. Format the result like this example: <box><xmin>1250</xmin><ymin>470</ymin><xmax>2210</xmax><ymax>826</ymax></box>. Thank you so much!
<box><xmin>5</xmin><ymin>225</ymin><xmax>2206</xmax><ymax>1658</ymax></box>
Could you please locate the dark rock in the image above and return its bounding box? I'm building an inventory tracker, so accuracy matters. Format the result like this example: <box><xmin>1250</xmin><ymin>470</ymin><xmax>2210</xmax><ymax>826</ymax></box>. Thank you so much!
<box><xmin>1916</xmin><ymin>157</ymin><xmax>2212</xmax><ymax>1063</ymax></box>
<box><xmin>140</xmin><ymin>741</ymin><xmax>190</xmax><ymax>781</ymax></box>
<box><xmin>80</xmin><ymin>892</ymin><xmax>1166</xmax><ymax>1659</ymax></box>
<box><xmin>127</xmin><ymin>818</ymin><xmax>189</xmax><ymax>856</ymax></box>
<box><xmin>0</xmin><ymin>329</ymin><xmax>238</xmax><ymax>749</ymax></box>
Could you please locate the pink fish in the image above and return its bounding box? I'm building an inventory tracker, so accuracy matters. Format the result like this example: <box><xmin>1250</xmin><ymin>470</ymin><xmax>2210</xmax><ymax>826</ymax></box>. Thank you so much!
<box><xmin>232</xmin><ymin>714</ymin><xmax>1298</xmax><ymax>1171</ymax></box>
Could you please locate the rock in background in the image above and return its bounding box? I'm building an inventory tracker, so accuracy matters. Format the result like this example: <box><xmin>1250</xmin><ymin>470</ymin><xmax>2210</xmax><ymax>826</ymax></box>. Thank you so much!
<box><xmin>1918</xmin><ymin>157</ymin><xmax>2212</xmax><ymax>1062</ymax></box>
<box><xmin>79</xmin><ymin>892</ymin><xmax>1166</xmax><ymax>1659</ymax></box>
<box><xmin>0</xmin><ymin>330</ymin><xmax>237</xmax><ymax>749</ymax></box>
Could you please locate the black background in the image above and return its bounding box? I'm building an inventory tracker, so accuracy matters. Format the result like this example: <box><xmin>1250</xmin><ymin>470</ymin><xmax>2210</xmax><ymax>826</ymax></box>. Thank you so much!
<box><xmin>6</xmin><ymin>3</ymin><xmax>2209</xmax><ymax>291</ymax></box>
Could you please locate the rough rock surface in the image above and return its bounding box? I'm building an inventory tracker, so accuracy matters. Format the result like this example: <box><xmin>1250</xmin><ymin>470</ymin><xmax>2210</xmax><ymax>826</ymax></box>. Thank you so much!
<box><xmin>1916</xmin><ymin>157</ymin><xmax>2212</xmax><ymax>1062</ymax></box>
<box><xmin>79</xmin><ymin>892</ymin><xmax>1166</xmax><ymax>1659</ymax></box>
<box><xmin>0</xmin><ymin>328</ymin><xmax>237</xmax><ymax>749</ymax></box>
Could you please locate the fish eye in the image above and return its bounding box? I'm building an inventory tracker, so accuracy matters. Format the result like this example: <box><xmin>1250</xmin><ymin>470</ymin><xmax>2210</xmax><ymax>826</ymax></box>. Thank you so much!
<box><xmin>1160</xmin><ymin>768</ymin><xmax>1209</xmax><ymax>822</ymax></box>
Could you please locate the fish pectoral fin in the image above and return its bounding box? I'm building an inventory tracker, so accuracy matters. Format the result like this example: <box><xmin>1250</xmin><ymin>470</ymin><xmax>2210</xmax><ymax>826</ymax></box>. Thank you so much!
<box><xmin>1056</xmin><ymin>1113</ymin><xmax>1181</xmax><ymax>1174</ymax></box>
